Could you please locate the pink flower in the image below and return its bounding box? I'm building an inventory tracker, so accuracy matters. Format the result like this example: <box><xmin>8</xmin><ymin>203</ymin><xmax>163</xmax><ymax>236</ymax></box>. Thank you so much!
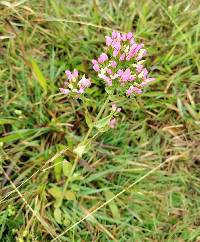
<box><xmin>73</xmin><ymin>69</ymin><xmax>78</xmax><ymax>78</ymax></box>
<box><xmin>78</xmin><ymin>87</ymin><xmax>85</xmax><ymax>94</ymax></box>
<box><xmin>111</xmin><ymin>61</ymin><xmax>117</xmax><ymax>68</ymax></box>
<box><xmin>106</xmin><ymin>68</ymin><xmax>113</xmax><ymax>75</ymax></box>
<box><xmin>61</xmin><ymin>68</ymin><xmax>91</xmax><ymax>97</ymax></box>
<box><xmin>136</xmin><ymin>49</ymin><xmax>147</xmax><ymax>61</ymax></box>
<box><xmin>98</xmin><ymin>53</ymin><xmax>108</xmax><ymax>63</ymax></box>
<box><xmin>105</xmin><ymin>36</ymin><xmax>113</xmax><ymax>46</ymax></box>
<box><xmin>128</xmin><ymin>44</ymin><xmax>144</xmax><ymax>59</ymax></box>
<box><xmin>126</xmin><ymin>86</ymin><xmax>142</xmax><ymax>95</ymax></box>
<box><xmin>113</xmin><ymin>49</ymin><xmax>119</xmax><ymax>57</ymax></box>
<box><xmin>133</xmin><ymin>86</ymin><xmax>142</xmax><ymax>94</ymax></box>
<box><xmin>126</xmin><ymin>55</ymin><xmax>131</xmax><ymax>61</ymax></box>
<box><xmin>121</xmin><ymin>34</ymin><xmax>127</xmax><ymax>41</ymax></box>
<box><xmin>65</xmin><ymin>70</ymin><xmax>73</xmax><ymax>80</ymax></box>
<box><xmin>109</xmin><ymin>118</ymin><xmax>117</xmax><ymax>128</ymax></box>
<box><xmin>112</xmin><ymin>104</ymin><xmax>121</xmax><ymax>112</ymax></box>
<box><xmin>130</xmin><ymin>38</ymin><xmax>135</xmax><ymax>45</ymax></box>
<box><xmin>135</xmin><ymin>44</ymin><xmax>144</xmax><ymax>54</ymax></box>
<box><xmin>138</xmin><ymin>68</ymin><xmax>148</xmax><ymax>79</ymax></box>
<box><xmin>136</xmin><ymin>64</ymin><xmax>143</xmax><ymax>73</ymax></box>
<box><xmin>65</xmin><ymin>69</ymin><xmax>79</xmax><ymax>80</ymax></box>
<box><xmin>92</xmin><ymin>59</ymin><xmax>98</xmax><ymax>65</ymax></box>
<box><xmin>140</xmin><ymin>78</ymin><xmax>155</xmax><ymax>87</ymax></box>
<box><xmin>93</xmin><ymin>64</ymin><xmax>100</xmax><ymax>72</ymax></box>
<box><xmin>117</xmin><ymin>69</ymin><xmax>124</xmax><ymax>76</ymax></box>
<box><xmin>65</xmin><ymin>70</ymin><xmax>71</xmax><ymax>76</ymax></box>
<box><xmin>120</xmin><ymin>53</ymin><xmax>125</xmax><ymax>61</ymax></box>
<box><xmin>98</xmin><ymin>73</ymin><xmax>112</xmax><ymax>85</ymax></box>
<box><xmin>112</xmin><ymin>41</ymin><xmax>121</xmax><ymax>50</ymax></box>
<box><xmin>129</xmin><ymin>75</ymin><xmax>136</xmax><ymax>81</ymax></box>
<box><xmin>112</xmin><ymin>31</ymin><xmax>117</xmax><ymax>39</ymax></box>
<box><xmin>126</xmin><ymin>87</ymin><xmax>133</xmax><ymax>96</ymax></box>
<box><xmin>129</xmin><ymin>43</ymin><xmax>138</xmax><ymax>52</ymax></box>
<box><xmin>142</xmin><ymin>68</ymin><xmax>148</xmax><ymax>79</ymax></box>
<box><xmin>103</xmin><ymin>76</ymin><xmax>112</xmax><ymax>86</ymax></box>
<box><xmin>78</xmin><ymin>77</ymin><xmax>91</xmax><ymax>88</ymax></box>
<box><xmin>121</xmin><ymin>68</ymin><xmax>131</xmax><ymax>82</ymax></box>
<box><xmin>127</xmin><ymin>32</ymin><xmax>133</xmax><ymax>40</ymax></box>
<box><xmin>116</xmin><ymin>32</ymin><xmax>121</xmax><ymax>40</ymax></box>
<box><xmin>59</xmin><ymin>88</ymin><xmax>70</xmax><ymax>94</ymax></box>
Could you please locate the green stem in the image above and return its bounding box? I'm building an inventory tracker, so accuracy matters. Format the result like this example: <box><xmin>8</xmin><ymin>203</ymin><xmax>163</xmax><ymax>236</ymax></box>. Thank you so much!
<box><xmin>62</xmin><ymin>156</ymin><xmax>79</xmax><ymax>196</ymax></box>
<box><xmin>83</xmin><ymin>95</ymin><xmax>110</xmax><ymax>143</ymax></box>
<box><xmin>62</xmin><ymin>95</ymin><xmax>110</xmax><ymax>196</ymax></box>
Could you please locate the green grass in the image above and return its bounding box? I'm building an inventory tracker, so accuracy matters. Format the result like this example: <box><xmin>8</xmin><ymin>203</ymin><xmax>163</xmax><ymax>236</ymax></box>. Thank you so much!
<box><xmin>0</xmin><ymin>0</ymin><xmax>200</xmax><ymax>241</ymax></box>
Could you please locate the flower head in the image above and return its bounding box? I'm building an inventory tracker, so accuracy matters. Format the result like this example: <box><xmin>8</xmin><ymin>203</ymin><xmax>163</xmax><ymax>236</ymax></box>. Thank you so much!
<box><xmin>109</xmin><ymin>118</ymin><xmax>117</xmax><ymax>129</ymax></box>
<box><xmin>112</xmin><ymin>104</ymin><xmax>121</xmax><ymax>113</ymax></box>
<box><xmin>98</xmin><ymin>53</ymin><xmax>108</xmax><ymax>63</ymax></box>
<box><xmin>93</xmin><ymin>31</ymin><xmax>155</xmax><ymax>96</ymax></box>
<box><xmin>60</xmin><ymin>69</ymin><xmax>91</xmax><ymax>97</ymax></box>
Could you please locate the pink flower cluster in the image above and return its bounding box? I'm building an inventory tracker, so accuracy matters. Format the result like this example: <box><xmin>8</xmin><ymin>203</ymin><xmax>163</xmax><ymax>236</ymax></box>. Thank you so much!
<box><xmin>112</xmin><ymin>104</ymin><xmax>121</xmax><ymax>113</ymax></box>
<box><xmin>109</xmin><ymin>118</ymin><xmax>117</xmax><ymax>129</ymax></box>
<box><xmin>108</xmin><ymin>104</ymin><xmax>121</xmax><ymax>129</ymax></box>
<box><xmin>60</xmin><ymin>31</ymin><xmax>155</xmax><ymax>99</ymax></box>
<box><xmin>92</xmin><ymin>31</ymin><xmax>155</xmax><ymax>96</ymax></box>
<box><xmin>60</xmin><ymin>69</ymin><xmax>91</xmax><ymax>96</ymax></box>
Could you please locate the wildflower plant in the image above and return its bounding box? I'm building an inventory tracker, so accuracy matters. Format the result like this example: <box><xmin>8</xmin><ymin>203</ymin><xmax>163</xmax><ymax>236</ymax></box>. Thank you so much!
<box><xmin>59</xmin><ymin>31</ymin><xmax>155</xmax><ymax>197</ymax></box>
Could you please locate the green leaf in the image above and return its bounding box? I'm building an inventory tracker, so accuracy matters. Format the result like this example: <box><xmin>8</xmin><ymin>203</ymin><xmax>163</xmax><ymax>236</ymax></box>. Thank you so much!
<box><xmin>48</xmin><ymin>186</ymin><xmax>63</xmax><ymax>199</ymax></box>
<box><xmin>54</xmin><ymin>208</ymin><xmax>62</xmax><ymax>224</ymax></box>
<box><xmin>54</xmin><ymin>144</ymin><xmax>67</xmax><ymax>181</ymax></box>
<box><xmin>0</xmin><ymin>129</ymin><xmax>36</xmax><ymax>143</ymax></box>
<box><xmin>73</xmin><ymin>144</ymin><xmax>86</xmax><ymax>157</ymax></box>
<box><xmin>64</xmin><ymin>191</ymin><xmax>76</xmax><ymax>201</ymax></box>
<box><xmin>54</xmin><ymin>156</ymin><xmax>63</xmax><ymax>182</ymax></box>
<box><xmin>54</xmin><ymin>198</ymin><xmax>62</xmax><ymax>208</ymax></box>
<box><xmin>184</xmin><ymin>102</ymin><xmax>199</xmax><ymax>120</ymax></box>
<box><xmin>85</xmin><ymin>109</ymin><xmax>93</xmax><ymax>128</ymax></box>
<box><xmin>63</xmin><ymin>215</ymin><xmax>70</xmax><ymax>226</ymax></box>
<box><xmin>177</xmin><ymin>98</ymin><xmax>184</xmax><ymax>118</ymax></box>
<box><xmin>94</xmin><ymin>116</ymin><xmax>111</xmax><ymax>130</ymax></box>
<box><xmin>104</xmin><ymin>190</ymin><xmax>120</xmax><ymax>219</ymax></box>
<box><xmin>0</xmin><ymin>119</ymin><xmax>16</xmax><ymax>125</ymax></box>
<box><xmin>31</xmin><ymin>59</ymin><xmax>47</xmax><ymax>92</ymax></box>
<box><xmin>62</xmin><ymin>160</ymin><xmax>72</xmax><ymax>177</ymax></box>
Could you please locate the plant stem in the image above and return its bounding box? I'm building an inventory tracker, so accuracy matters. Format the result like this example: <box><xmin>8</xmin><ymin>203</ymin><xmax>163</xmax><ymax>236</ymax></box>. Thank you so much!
<box><xmin>83</xmin><ymin>95</ymin><xmax>110</xmax><ymax>143</ymax></box>
<box><xmin>62</xmin><ymin>156</ymin><xmax>79</xmax><ymax>196</ymax></box>
<box><xmin>62</xmin><ymin>95</ymin><xmax>110</xmax><ymax>196</ymax></box>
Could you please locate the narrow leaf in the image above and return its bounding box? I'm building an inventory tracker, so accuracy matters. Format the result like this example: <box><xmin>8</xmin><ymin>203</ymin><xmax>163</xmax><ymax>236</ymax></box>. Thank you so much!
<box><xmin>0</xmin><ymin>129</ymin><xmax>36</xmax><ymax>143</ymax></box>
<box><xmin>62</xmin><ymin>160</ymin><xmax>72</xmax><ymax>177</ymax></box>
<box><xmin>104</xmin><ymin>190</ymin><xmax>120</xmax><ymax>219</ymax></box>
<box><xmin>54</xmin><ymin>208</ymin><xmax>62</xmax><ymax>224</ymax></box>
<box><xmin>73</xmin><ymin>144</ymin><xmax>86</xmax><ymax>157</ymax></box>
<box><xmin>64</xmin><ymin>191</ymin><xmax>76</xmax><ymax>201</ymax></box>
<box><xmin>54</xmin><ymin>156</ymin><xmax>64</xmax><ymax>182</ymax></box>
<box><xmin>0</xmin><ymin>119</ymin><xmax>16</xmax><ymax>125</ymax></box>
<box><xmin>31</xmin><ymin>59</ymin><xmax>47</xmax><ymax>92</ymax></box>
<box><xmin>85</xmin><ymin>109</ymin><xmax>93</xmax><ymax>128</ymax></box>
<box><xmin>95</xmin><ymin>116</ymin><xmax>111</xmax><ymax>130</ymax></box>
<box><xmin>48</xmin><ymin>186</ymin><xmax>62</xmax><ymax>199</ymax></box>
